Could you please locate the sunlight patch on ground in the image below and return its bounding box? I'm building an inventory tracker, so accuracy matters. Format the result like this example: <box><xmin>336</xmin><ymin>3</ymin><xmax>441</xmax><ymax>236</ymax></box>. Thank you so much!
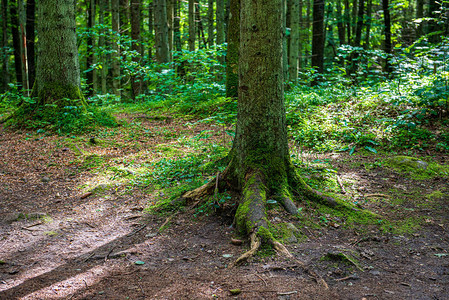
<box><xmin>21</xmin><ymin>265</ymin><xmax>108</xmax><ymax>299</ymax></box>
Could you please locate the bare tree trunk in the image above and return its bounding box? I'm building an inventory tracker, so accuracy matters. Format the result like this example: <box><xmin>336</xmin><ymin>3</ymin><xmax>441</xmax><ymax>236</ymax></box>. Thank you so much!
<box><xmin>131</xmin><ymin>0</ymin><xmax>142</xmax><ymax>98</ymax></box>
<box><xmin>10</xmin><ymin>0</ymin><xmax>23</xmax><ymax>88</ymax></box>
<box><xmin>166</xmin><ymin>0</ymin><xmax>173</xmax><ymax>58</ymax></box>
<box><xmin>216</xmin><ymin>0</ymin><xmax>225</xmax><ymax>45</ymax></box>
<box><xmin>312</xmin><ymin>0</ymin><xmax>325</xmax><ymax>83</ymax></box>
<box><xmin>364</xmin><ymin>0</ymin><xmax>371</xmax><ymax>48</ymax></box>
<box><xmin>195</xmin><ymin>2</ymin><xmax>206</xmax><ymax>48</ymax></box>
<box><xmin>1</xmin><ymin>0</ymin><xmax>9</xmax><ymax>92</ymax></box>
<box><xmin>288</xmin><ymin>0</ymin><xmax>300</xmax><ymax>81</ymax></box>
<box><xmin>120</xmin><ymin>0</ymin><xmax>130</xmax><ymax>33</ymax></box>
<box><xmin>207</xmin><ymin>0</ymin><xmax>214</xmax><ymax>47</ymax></box>
<box><xmin>25</xmin><ymin>0</ymin><xmax>35</xmax><ymax>89</ymax></box>
<box><xmin>226</xmin><ymin>0</ymin><xmax>239</xmax><ymax>97</ymax></box>
<box><xmin>188</xmin><ymin>0</ymin><xmax>195</xmax><ymax>51</ymax></box>
<box><xmin>354</xmin><ymin>0</ymin><xmax>364</xmax><ymax>46</ymax></box>
<box><xmin>111</xmin><ymin>0</ymin><xmax>121</xmax><ymax>96</ymax></box>
<box><xmin>350</xmin><ymin>0</ymin><xmax>357</xmax><ymax>45</ymax></box>
<box><xmin>298</xmin><ymin>0</ymin><xmax>303</xmax><ymax>70</ymax></box>
<box><xmin>344</xmin><ymin>0</ymin><xmax>350</xmax><ymax>44</ymax></box>
<box><xmin>148</xmin><ymin>0</ymin><xmax>154</xmax><ymax>60</ymax></box>
<box><xmin>336</xmin><ymin>0</ymin><xmax>345</xmax><ymax>45</ymax></box>
<box><xmin>173</xmin><ymin>0</ymin><xmax>181</xmax><ymax>51</ymax></box>
<box><xmin>383</xmin><ymin>0</ymin><xmax>392</xmax><ymax>75</ymax></box>
<box><xmin>154</xmin><ymin>0</ymin><xmax>170</xmax><ymax>63</ymax></box>
<box><xmin>86</xmin><ymin>0</ymin><xmax>96</xmax><ymax>96</ymax></box>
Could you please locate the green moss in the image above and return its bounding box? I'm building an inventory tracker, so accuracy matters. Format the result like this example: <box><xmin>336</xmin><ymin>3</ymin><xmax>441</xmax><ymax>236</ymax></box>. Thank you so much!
<box><xmin>381</xmin><ymin>216</ymin><xmax>423</xmax><ymax>234</ymax></box>
<box><xmin>257</xmin><ymin>226</ymin><xmax>274</xmax><ymax>242</ymax></box>
<box><xmin>384</xmin><ymin>156</ymin><xmax>449</xmax><ymax>179</ymax></box>
<box><xmin>426</xmin><ymin>190</ymin><xmax>445</xmax><ymax>200</ymax></box>
<box><xmin>44</xmin><ymin>231</ymin><xmax>58</xmax><ymax>236</ymax></box>
<box><xmin>270</xmin><ymin>222</ymin><xmax>305</xmax><ymax>244</ymax></box>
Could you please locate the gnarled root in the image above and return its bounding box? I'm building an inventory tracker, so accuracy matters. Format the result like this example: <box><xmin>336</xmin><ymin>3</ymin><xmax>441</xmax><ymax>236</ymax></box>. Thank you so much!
<box><xmin>234</xmin><ymin>232</ymin><xmax>261</xmax><ymax>265</ymax></box>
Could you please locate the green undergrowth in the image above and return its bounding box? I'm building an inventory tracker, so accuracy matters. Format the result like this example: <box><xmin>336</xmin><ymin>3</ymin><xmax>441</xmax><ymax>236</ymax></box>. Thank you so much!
<box><xmin>384</xmin><ymin>156</ymin><xmax>449</xmax><ymax>179</ymax></box>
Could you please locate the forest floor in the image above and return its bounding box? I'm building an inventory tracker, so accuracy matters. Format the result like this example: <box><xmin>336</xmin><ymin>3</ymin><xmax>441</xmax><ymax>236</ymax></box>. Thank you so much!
<box><xmin>0</xmin><ymin>112</ymin><xmax>448</xmax><ymax>300</ymax></box>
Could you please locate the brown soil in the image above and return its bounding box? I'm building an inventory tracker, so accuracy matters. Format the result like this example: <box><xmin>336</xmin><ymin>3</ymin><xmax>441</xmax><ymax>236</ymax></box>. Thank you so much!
<box><xmin>0</xmin><ymin>115</ymin><xmax>448</xmax><ymax>300</ymax></box>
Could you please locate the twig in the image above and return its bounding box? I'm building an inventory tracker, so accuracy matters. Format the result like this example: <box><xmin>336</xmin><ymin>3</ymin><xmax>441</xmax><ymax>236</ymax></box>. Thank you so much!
<box><xmin>158</xmin><ymin>212</ymin><xmax>178</xmax><ymax>231</ymax></box>
<box><xmin>22</xmin><ymin>222</ymin><xmax>43</xmax><ymax>231</ymax></box>
<box><xmin>82</xmin><ymin>253</ymin><xmax>95</xmax><ymax>263</ymax></box>
<box><xmin>365</xmin><ymin>193</ymin><xmax>389</xmax><ymax>198</ymax></box>
<box><xmin>128</xmin><ymin>224</ymin><xmax>147</xmax><ymax>236</ymax></box>
<box><xmin>255</xmin><ymin>274</ymin><xmax>268</xmax><ymax>286</ymax></box>
<box><xmin>105</xmin><ymin>245</ymin><xmax>118</xmax><ymax>261</ymax></box>
<box><xmin>336</xmin><ymin>175</ymin><xmax>346</xmax><ymax>194</ymax></box>
<box><xmin>278</xmin><ymin>291</ymin><xmax>298</xmax><ymax>296</ymax></box>
<box><xmin>335</xmin><ymin>274</ymin><xmax>358</xmax><ymax>282</ymax></box>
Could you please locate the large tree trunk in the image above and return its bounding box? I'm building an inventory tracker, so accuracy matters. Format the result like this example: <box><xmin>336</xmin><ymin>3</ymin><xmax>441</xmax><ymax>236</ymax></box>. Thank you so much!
<box><xmin>311</xmin><ymin>0</ymin><xmax>325</xmax><ymax>84</ymax></box>
<box><xmin>111</xmin><ymin>0</ymin><xmax>121</xmax><ymax>97</ymax></box>
<box><xmin>131</xmin><ymin>0</ymin><xmax>142</xmax><ymax>98</ymax></box>
<box><xmin>154</xmin><ymin>0</ymin><xmax>170</xmax><ymax>63</ymax></box>
<box><xmin>35</xmin><ymin>0</ymin><xmax>84</xmax><ymax>104</ymax></box>
<box><xmin>183</xmin><ymin>0</ymin><xmax>338</xmax><ymax>267</ymax></box>
<box><xmin>25</xmin><ymin>0</ymin><xmax>35</xmax><ymax>89</ymax></box>
<box><xmin>1</xmin><ymin>0</ymin><xmax>9</xmax><ymax>92</ymax></box>
<box><xmin>225</xmin><ymin>0</ymin><xmax>239</xmax><ymax>98</ymax></box>
<box><xmin>288</xmin><ymin>0</ymin><xmax>300</xmax><ymax>81</ymax></box>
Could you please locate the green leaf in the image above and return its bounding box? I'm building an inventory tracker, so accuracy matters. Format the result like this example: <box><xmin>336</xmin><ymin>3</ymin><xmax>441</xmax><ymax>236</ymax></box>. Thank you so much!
<box><xmin>134</xmin><ymin>260</ymin><xmax>145</xmax><ymax>265</ymax></box>
<box><xmin>434</xmin><ymin>253</ymin><xmax>448</xmax><ymax>258</ymax></box>
<box><xmin>349</xmin><ymin>146</ymin><xmax>356</xmax><ymax>155</ymax></box>
<box><xmin>364</xmin><ymin>146</ymin><xmax>377</xmax><ymax>153</ymax></box>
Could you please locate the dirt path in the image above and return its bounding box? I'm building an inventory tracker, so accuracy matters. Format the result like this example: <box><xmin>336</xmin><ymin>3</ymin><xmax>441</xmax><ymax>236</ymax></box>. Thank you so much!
<box><xmin>0</xmin><ymin>115</ymin><xmax>448</xmax><ymax>299</ymax></box>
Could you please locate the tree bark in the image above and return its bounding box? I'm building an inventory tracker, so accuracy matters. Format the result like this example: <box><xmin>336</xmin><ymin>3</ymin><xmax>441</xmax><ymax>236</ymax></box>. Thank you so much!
<box><xmin>336</xmin><ymin>0</ymin><xmax>345</xmax><ymax>45</ymax></box>
<box><xmin>354</xmin><ymin>0</ymin><xmax>364</xmax><ymax>47</ymax></box>
<box><xmin>25</xmin><ymin>0</ymin><xmax>35</xmax><ymax>89</ymax></box>
<box><xmin>225</xmin><ymin>0</ymin><xmax>239</xmax><ymax>98</ymax></box>
<box><xmin>99</xmin><ymin>0</ymin><xmax>108</xmax><ymax>94</ymax></box>
<box><xmin>312</xmin><ymin>0</ymin><xmax>325</xmax><ymax>83</ymax></box>
<box><xmin>166</xmin><ymin>0</ymin><xmax>173</xmax><ymax>58</ymax></box>
<box><xmin>10</xmin><ymin>0</ymin><xmax>23</xmax><ymax>87</ymax></box>
<box><xmin>288</xmin><ymin>0</ymin><xmax>300</xmax><ymax>81</ymax></box>
<box><xmin>148</xmin><ymin>0</ymin><xmax>154</xmax><ymax>60</ymax></box>
<box><xmin>86</xmin><ymin>0</ymin><xmax>96</xmax><ymax>96</ymax></box>
<box><xmin>207</xmin><ymin>0</ymin><xmax>214</xmax><ymax>47</ymax></box>
<box><xmin>383</xmin><ymin>0</ymin><xmax>392</xmax><ymax>75</ymax></box>
<box><xmin>1</xmin><ymin>0</ymin><xmax>9</xmax><ymax>92</ymax></box>
<box><xmin>154</xmin><ymin>0</ymin><xmax>170</xmax><ymax>63</ymax></box>
<box><xmin>131</xmin><ymin>0</ymin><xmax>142</xmax><ymax>98</ymax></box>
<box><xmin>216</xmin><ymin>0</ymin><xmax>225</xmax><ymax>45</ymax></box>
<box><xmin>364</xmin><ymin>0</ymin><xmax>371</xmax><ymax>48</ymax></box>
<box><xmin>188</xmin><ymin>0</ymin><xmax>195</xmax><ymax>51</ymax></box>
<box><xmin>111</xmin><ymin>0</ymin><xmax>121</xmax><ymax>96</ymax></box>
<box><xmin>173</xmin><ymin>0</ymin><xmax>181</xmax><ymax>51</ymax></box>
<box><xmin>36</xmin><ymin>0</ymin><xmax>83</xmax><ymax>103</ymax></box>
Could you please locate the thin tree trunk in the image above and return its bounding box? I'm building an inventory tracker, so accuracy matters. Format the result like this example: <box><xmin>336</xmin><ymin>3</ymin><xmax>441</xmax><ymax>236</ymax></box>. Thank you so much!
<box><xmin>195</xmin><ymin>2</ymin><xmax>206</xmax><ymax>48</ymax></box>
<box><xmin>148</xmin><ymin>0</ymin><xmax>154</xmax><ymax>60</ymax></box>
<box><xmin>289</xmin><ymin>0</ymin><xmax>300</xmax><ymax>81</ymax></box>
<box><xmin>1</xmin><ymin>0</ymin><xmax>9</xmax><ymax>92</ymax></box>
<box><xmin>350</xmin><ymin>0</ymin><xmax>357</xmax><ymax>45</ymax></box>
<box><xmin>312</xmin><ymin>0</ymin><xmax>325</xmax><ymax>83</ymax></box>
<box><xmin>10</xmin><ymin>0</ymin><xmax>22</xmax><ymax>87</ymax></box>
<box><xmin>120</xmin><ymin>0</ymin><xmax>130</xmax><ymax>33</ymax></box>
<box><xmin>298</xmin><ymin>0</ymin><xmax>303</xmax><ymax>70</ymax></box>
<box><xmin>415</xmin><ymin>0</ymin><xmax>423</xmax><ymax>38</ymax></box>
<box><xmin>336</xmin><ymin>0</ymin><xmax>345</xmax><ymax>45</ymax></box>
<box><xmin>99</xmin><ymin>0</ymin><xmax>108</xmax><ymax>94</ymax></box>
<box><xmin>305</xmin><ymin>0</ymin><xmax>311</xmax><ymax>66</ymax></box>
<box><xmin>25</xmin><ymin>0</ymin><xmax>35</xmax><ymax>89</ymax></box>
<box><xmin>111</xmin><ymin>0</ymin><xmax>121</xmax><ymax>96</ymax></box>
<box><xmin>173</xmin><ymin>0</ymin><xmax>181</xmax><ymax>51</ymax></box>
<box><xmin>226</xmin><ymin>0</ymin><xmax>239</xmax><ymax>97</ymax></box>
<box><xmin>364</xmin><ymin>0</ymin><xmax>371</xmax><ymax>48</ymax></box>
<box><xmin>383</xmin><ymin>0</ymin><xmax>392</xmax><ymax>75</ymax></box>
<box><xmin>154</xmin><ymin>0</ymin><xmax>170</xmax><ymax>63</ymax></box>
<box><xmin>166</xmin><ymin>0</ymin><xmax>173</xmax><ymax>58</ymax></box>
<box><xmin>354</xmin><ymin>0</ymin><xmax>364</xmax><ymax>46</ymax></box>
<box><xmin>344</xmin><ymin>0</ymin><xmax>350</xmax><ymax>44</ymax></box>
<box><xmin>216</xmin><ymin>0</ymin><xmax>225</xmax><ymax>45</ymax></box>
<box><xmin>86</xmin><ymin>0</ymin><xmax>96</xmax><ymax>96</ymax></box>
<box><xmin>131</xmin><ymin>0</ymin><xmax>142</xmax><ymax>98</ymax></box>
<box><xmin>188</xmin><ymin>0</ymin><xmax>195</xmax><ymax>51</ymax></box>
<box><xmin>207</xmin><ymin>0</ymin><xmax>214</xmax><ymax>47</ymax></box>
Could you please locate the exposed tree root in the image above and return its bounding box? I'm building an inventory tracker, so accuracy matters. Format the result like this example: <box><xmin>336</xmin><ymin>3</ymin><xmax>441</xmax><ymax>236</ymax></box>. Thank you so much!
<box><xmin>234</xmin><ymin>232</ymin><xmax>261</xmax><ymax>265</ymax></box>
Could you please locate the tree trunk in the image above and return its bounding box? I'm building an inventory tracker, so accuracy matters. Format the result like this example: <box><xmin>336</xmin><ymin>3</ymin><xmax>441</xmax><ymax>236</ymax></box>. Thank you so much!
<box><xmin>344</xmin><ymin>0</ymin><xmax>350</xmax><ymax>44</ymax></box>
<box><xmin>36</xmin><ymin>0</ymin><xmax>83</xmax><ymax>103</ymax></box>
<box><xmin>336</xmin><ymin>0</ymin><xmax>345</xmax><ymax>45</ymax></box>
<box><xmin>120</xmin><ymin>0</ymin><xmax>130</xmax><ymax>34</ymax></box>
<box><xmin>216</xmin><ymin>0</ymin><xmax>225</xmax><ymax>45</ymax></box>
<box><xmin>173</xmin><ymin>0</ymin><xmax>181</xmax><ymax>51</ymax></box>
<box><xmin>428</xmin><ymin>0</ymin><xmax>441</xmax><ymax>43</ymax></box>
<box><xmin>148</xmin><ymin>0</ymin><xmax>154</xmax><ymax>60</ymax></box>
<box><xmin>298</xmin><ymin>0</ymin><xmax>303</xmax><ymax>70</ymax></box>
<box><xmin>131</xmin><ymin>0</ymin><xmax>142</xmax><ymax>98</ymax></box>
<box><xmin>166</xmin><ymin>0</ymin><xmax>173</xmax><ymax>58</ymax></box>
<box><xmin>364</xmin><ymin>0</ymin><xmax>371</xmax><ymax>48</ymax></box>
<box><xmin>207</xmin><ymin>0</ymin><xmax>214</xmax><ymax>47</ymax></box>
<box><xmin>350</xmin><ymin>0</ymin><xmax>357</xmax><ymax>45</ymax></box>
<box><xmin>10</xmin><ymin>0</ymin><xmax>23</xmax><ymax>88</ymax></box>
<box><xmin>188</xmin><ymin>0</ymin><xmax>195</xmax><ymax>51</ymax></box>
<box><xmin>312</xmin><ymin>0</ymin><xmax>325</xmax><ymax>83</ymax></box>
<box><xmin>111</xmin><ymin>0</ymin><xmax>121</xmax><ymax>96</ymax></box>
<box><xmin>25</xmin><ymin>0</ymin><xmax>35</xmax><ymax>89</ymax></box>
<box><xmin>1</xmin><ymin>0</ymin><xmax>9</xmax><ymax>92</ymax></box>
<box><xmin>183</xmin><ymin>0</ymin><xmax>339</xmax><ymax>266</ymax></box>
<box><xmin>99</xmin><ymin>0</ymin><xmax>108</xmax><ymax>94</ymax></box>
<box><xmin>225</xmin><ymin>0</ymin><xmax>239</xmax><ymax>98</ymax></box>
<box><xmin>195</xmin><ymin>2</ymin><xmax>206</xmax><ymax>48</ymax></box>
<box><xmin>354</xmin><ymin>0</ymin><xmax>364</xmax><ymax>47</ymax></box>
<box><xmin>154</xmin><ymin>0</ymin><xmax>170</xmax><ymax>63</ymax></box>
<box><xmin>86</xmin><ymin>0</ymin><xmax>96</xmax><ymax>96</ymax></box>
<box><xmin>383</xmin><ymin>0</ymin><xmax>392</xmax><ymax>75</ymax></box>
<box><xmin>288</xmin><ymin>0</ymin><xmax>300</xmax><ymax>81</ymax></box>
<box><xmin>282</xmin><ymin>0</ymin><xmax>288</xmax><ymax>81</ymax></box>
